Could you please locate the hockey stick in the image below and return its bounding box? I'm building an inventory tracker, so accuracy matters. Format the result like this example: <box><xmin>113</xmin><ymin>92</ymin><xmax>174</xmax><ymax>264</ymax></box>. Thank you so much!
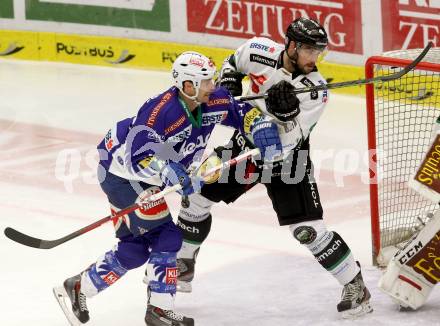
<box><xmin>236</xmin><ymin>41</ymin><xmax>434</xmax><ymax>101</ymax></box>
<box><xmin>4</xmin><ymin>148</ymin><xmax>259</xmax><ymax>249</ymax></box>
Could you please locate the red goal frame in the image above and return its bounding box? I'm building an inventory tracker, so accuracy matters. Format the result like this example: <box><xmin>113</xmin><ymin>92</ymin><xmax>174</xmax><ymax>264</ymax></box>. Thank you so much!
<box><xmin>365</xmin><ymin>56</ymin><xmax>440</xmax><ymax>262</ymax></box>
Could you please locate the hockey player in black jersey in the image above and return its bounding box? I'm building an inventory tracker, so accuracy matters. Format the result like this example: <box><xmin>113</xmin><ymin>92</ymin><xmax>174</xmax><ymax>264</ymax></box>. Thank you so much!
<box><xmin>169</xmin><ymin>17</ymin><xmax>373</xmax><ymax>319</ymax></box>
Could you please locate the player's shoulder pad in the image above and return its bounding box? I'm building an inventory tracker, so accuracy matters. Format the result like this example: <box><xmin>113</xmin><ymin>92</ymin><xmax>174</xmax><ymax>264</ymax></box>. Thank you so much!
<box><xmin>299</xmin><ymin>71</ymin><xmax>326</xmax><ymax>85</ymax></box>
<box><xmin>239</xmin><ymin>37</ymin><xmax>282</xmax><ymax>70</ymax></box>
<box><xmin>142</xmin><ymin>86</ymin><xmax>179</xmax><ymax>128</ymax></box>
<box><xmin>205</xmin><ymin>87</ymin><xmax>234</xmax><ymax>108</ymax></box>
<box><xmin>245</xmin><ymin>37</ymin><xmax>280</xmax><ymax>52</ymax></box>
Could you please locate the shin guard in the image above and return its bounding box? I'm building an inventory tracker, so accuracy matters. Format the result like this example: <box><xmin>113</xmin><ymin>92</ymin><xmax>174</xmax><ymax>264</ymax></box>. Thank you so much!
<box><xmin>146</xmin><ymin>251</ymin><xmax>177</xmax><ymax>310</ymax></box>
<box><xmin>290</xmin><ymin>221</ymin><xmax>360</xmax><ymax>285</ymax></box>
<box><xmin>81</xmin><ymin>250</ymin><xmax>128</xmax><ymax>297</ymax></box>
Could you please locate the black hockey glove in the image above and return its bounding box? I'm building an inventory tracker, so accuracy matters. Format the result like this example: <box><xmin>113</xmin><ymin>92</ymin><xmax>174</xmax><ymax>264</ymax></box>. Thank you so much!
<box><xmin>218</xmin><ymin>71</ymin><xmax>245</xmax><ymax>97</ymax></box>
<box><xmin>265</xmin><ymin>80</ymin><xmax>300</xmax><ymax>122</ymax></box>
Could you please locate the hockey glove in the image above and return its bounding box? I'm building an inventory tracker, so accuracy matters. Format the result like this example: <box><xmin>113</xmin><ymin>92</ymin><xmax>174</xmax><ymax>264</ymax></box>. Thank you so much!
<box><xmin>266</xmin><ymin>80</ymin><xmax>300</xmax><ymax>122</ymax></box>
<box><xmin>160</xmin><ymin>162</ymin><xmax>204</xmax><ymax>196</ymax></box>
<box><xmin>251</xmin><ymin>121</ymin><xmax>282</xmax><ymax>162</ymax></box>
<box><xmin>218</xmin><ymin>71</ymin><xmax>245</xmax><ymax>97</ymax></box>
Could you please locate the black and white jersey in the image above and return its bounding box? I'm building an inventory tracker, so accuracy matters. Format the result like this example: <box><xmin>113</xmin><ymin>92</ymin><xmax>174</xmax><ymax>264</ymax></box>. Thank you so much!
<box><xmin>221</xmin><ymin>37</ymin><xmax>329</xmax><ymax>157</ymax></box>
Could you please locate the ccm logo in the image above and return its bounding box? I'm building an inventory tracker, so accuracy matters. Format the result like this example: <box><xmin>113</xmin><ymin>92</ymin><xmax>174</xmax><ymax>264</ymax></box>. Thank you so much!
<box><xmin>399</xmin><ymin>241</ymin><xmax>423</xmax><ymax>264</ymax></box>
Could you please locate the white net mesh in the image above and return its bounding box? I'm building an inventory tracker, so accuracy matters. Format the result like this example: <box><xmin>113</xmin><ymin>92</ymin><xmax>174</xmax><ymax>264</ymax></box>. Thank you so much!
<box><xmin>380</xmin><ymin>47</ymin><xmax>440</xmax><ymax>63</ymax></box>
<box><xmin>371</xmin><ymin>47</ymin><xmax>440</xmax><ymax>263</ymax></box>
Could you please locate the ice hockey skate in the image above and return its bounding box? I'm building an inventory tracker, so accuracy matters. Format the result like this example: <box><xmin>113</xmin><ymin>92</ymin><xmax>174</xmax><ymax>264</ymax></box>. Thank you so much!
<box><xmin>53</xmin><ymin>274</ymin><xmax>90</xmax><ymax>325</ymax></box>
<box><xmin>337</xmin><ymin>268</ymin><xmax>373</xmax><ymax>319</ymax></box>
<box><xmin>176</xmin><ymin>248</ymin><xmax>199</xmax><ymax>293</ymax></box>
<box><xmin>145</xmin><ymin>304</ymin><xmax>194</xmax><ymax>326</ymax></box>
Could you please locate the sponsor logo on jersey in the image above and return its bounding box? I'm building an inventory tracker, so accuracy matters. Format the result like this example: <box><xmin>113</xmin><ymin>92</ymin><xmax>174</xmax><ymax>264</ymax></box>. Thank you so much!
<box><xmin>104</xmin><ymin>129</ymin><xmax>120</xmax><ymax>151</ymax></box>
<box><xmin>147</xmin><ymin>92</ymin><xmax>172</xmax><ymax>127</ymax></box>
<box><xmin>146</xmin><ymin>129</ymin><xmax>165</xmax><ymax>142</ymax></box>
<box><xmin>201</xmin><ymin>111</ymin><xmax>228</xmax><ymax>126</ymax></box>
<box><xmin>243</xmin><ymin>107</ymin><xmax>261</xmax><ymax>133</ymax></box>
<box><xmin>165</xmin><ymin>114</ymin><xmax>186</xmax><ymax>135</ymax></box>
<box><xmin>250</xmin><ymin>54</ymin><xmax>277</xmax><ymax>68</ymax></box>
<box><xmin>104</xmin><ymin>130</ymin><xmax>114</xmax><ymax>150</ymax></box>
<box><xmin>180</xmin><ymin>133</ymin><xmax>211</xmax><ymax>157</ymax></box>
<box><xmin>165</xmin><ymin>267</ymin><xmax>178</xmax><ymax>285</ymax></box>
<box><xmin>300</xmin><ymin>77</ymin><xmax>318</xmax><ymax>100</ymax></box>
<box><xmin>167</xmin><ymin>125</ymin><xmax>192</xmax><ymax>143</ymax></box>
<box><xmin>250</xmin><ymin>42</ymin><xmax>275</xmax><ymax>53</ymax></box>
<box><xmin>207</xmin><ymin>98</ymin><xmax>230</xmax><ymax>106</ymax></box>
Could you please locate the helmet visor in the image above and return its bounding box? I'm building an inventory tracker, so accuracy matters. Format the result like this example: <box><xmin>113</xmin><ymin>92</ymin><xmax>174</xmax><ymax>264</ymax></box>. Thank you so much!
<box><xmin>297</xmin><ymin>42</ymin><xmax>328</xmax><ymax>62</ymax></box>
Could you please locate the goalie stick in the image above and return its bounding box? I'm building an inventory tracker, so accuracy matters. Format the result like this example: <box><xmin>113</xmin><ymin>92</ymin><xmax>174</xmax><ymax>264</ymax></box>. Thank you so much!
<box><xmin>4</xmin><ymin>148</ymin><xmax>260</xmax><ymax>249</ymax></box>
<box><xmin>236</xmin><ymin>41</ymin><xmax>433</xmax><ymax>102</ymax></box>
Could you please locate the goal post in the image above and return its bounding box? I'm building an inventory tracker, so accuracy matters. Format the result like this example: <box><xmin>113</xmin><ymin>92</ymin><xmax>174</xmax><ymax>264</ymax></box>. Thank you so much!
<box><xmin>365</xmin><ymin>47</ymin><xmax>440</xmax><ymax>266</ymax></box>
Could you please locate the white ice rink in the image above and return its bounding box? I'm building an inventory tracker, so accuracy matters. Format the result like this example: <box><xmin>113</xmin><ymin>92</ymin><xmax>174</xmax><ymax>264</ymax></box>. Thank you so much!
<box><xmin>0</xmin><ymin>59</ymin><xmax>438</xmax><ymax>325</ymax></box>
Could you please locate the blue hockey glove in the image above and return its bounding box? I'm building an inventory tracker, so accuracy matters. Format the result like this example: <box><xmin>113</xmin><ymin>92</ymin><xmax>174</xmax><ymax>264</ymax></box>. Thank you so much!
<box><xmin>160</xmin><ymin>161</ymin><xmax>204</xmax><ymax>196</ymax></box>
<box><xmin>251</xmin><ymin>121</ymin><xmax>282</xmax><ymax>161</ymax></box>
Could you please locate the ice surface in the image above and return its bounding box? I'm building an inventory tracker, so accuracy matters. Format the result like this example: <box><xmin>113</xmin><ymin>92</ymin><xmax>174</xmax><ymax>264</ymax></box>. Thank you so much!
<box><xmin>0</xmin><ymin>59</ymin><xmax>438</xmax><ymax>325</ymax></box>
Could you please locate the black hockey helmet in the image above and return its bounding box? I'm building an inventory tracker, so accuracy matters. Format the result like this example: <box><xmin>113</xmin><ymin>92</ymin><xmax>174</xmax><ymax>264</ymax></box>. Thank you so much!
<box><xmin>285</xmin><ymin>17</ymin><xmax>328</xmax><ymax>51</ymax></box>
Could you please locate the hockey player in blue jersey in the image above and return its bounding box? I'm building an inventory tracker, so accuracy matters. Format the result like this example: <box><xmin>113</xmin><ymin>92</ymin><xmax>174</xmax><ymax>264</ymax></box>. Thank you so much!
<box><xmin>53</xmin><ymin>51</ymin><xmax>285</xmax><ymax>326</ymax></box>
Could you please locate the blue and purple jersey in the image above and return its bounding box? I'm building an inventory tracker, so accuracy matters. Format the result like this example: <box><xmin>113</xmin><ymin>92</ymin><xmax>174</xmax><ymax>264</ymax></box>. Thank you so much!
<box><xmin>98</xmin><ymin>86</ymin><xmax>261</xmax><ymax>185</ymax></box>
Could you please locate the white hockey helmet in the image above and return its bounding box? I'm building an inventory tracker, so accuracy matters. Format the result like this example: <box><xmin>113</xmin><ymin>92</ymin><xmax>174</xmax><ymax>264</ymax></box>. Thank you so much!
<box><xmin>172</xmin><ymin>51</ymin><xmax>216</xmax><ymax>100</ymax></box>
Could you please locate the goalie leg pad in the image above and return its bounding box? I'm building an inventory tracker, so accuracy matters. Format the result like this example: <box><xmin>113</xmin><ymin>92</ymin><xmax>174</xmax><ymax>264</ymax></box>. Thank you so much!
<box><xmin>379</xmin><ymin>209</ymin><xmax>440</xmax><ymax>310</ymax></box>
<box><xmin>379</xmin><ymin>259</ymin><xmax>434</xmax><ymax>310</ymax></box>
<box><xmin>290</xmin><ymin>220</ymin><xmax>360</xmax><ymax>285</ymax></box>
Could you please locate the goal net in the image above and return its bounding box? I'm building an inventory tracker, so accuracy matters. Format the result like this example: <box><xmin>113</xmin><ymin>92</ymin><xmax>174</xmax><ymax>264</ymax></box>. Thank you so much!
<box><xmin>365</xmin><ymin>47</ymin><xmax>440</xmax><ymax>266</ymax></box>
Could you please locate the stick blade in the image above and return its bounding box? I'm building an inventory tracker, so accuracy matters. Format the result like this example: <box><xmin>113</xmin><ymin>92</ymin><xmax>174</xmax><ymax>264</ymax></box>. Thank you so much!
<box><xmin>4</xmin><ymin>227</ymin><xmax>45</xmax><ymax>249</ymax></box>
